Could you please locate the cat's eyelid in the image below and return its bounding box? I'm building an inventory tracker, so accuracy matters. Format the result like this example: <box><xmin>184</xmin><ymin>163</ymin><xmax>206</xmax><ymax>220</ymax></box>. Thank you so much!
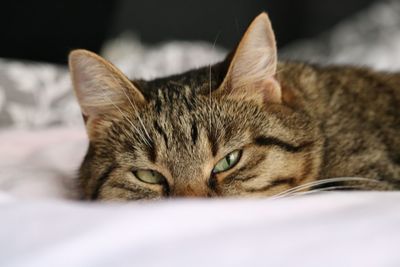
<box><xmin>130</xmin><ymin>166</ymin><xmax>173</xmax><ymax>187</ymax></box>
<box><xmin>133</xmin><ymin>169</ymin><xmax>166</xmax><ymax>185</ymax></box>
<box><xmin>212</xmin><ymin>150</ymin><xmax>243</xmax><ymax>174</ymax></box>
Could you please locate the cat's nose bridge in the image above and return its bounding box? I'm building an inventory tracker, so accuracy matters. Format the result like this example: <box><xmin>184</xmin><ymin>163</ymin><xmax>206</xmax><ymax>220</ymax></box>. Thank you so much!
<box><xmin>171</xmin><ymin>172</ymin><xmax>210</xmax><ymax>197</ymax></box>
<box><xmin>172</xmin><ymin>184</ymin><xmax>209</xmax><ymax>197</ymax></box>
<box><xmin>167</xmin><ymin>156</ymin><xmax>212</xmax><ymax>197</ymax></box>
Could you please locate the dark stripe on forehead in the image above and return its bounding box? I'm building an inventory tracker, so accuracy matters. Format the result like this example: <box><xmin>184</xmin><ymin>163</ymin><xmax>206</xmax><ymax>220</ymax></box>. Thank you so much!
<box><xmin>183</xmin><ymin>94</ymin><xmax>195</xmax><ymax>111</ymax></box>
<box><xmin>154</xmin><ymin>98</ymin><xmax>162</xmax><ymax>114</ymax></box>
<box><xmin>191</xmin><ymin>121</ymin><xmax>198</xmax><ymax>145</ymax></box>
<box><xmin>223</xmin><ymin>122</ymin><xmax>235</xmax><ymax>144</ymax></box>
<box><xmin>154</xmin><ymin>120</ymin><xmax>169</xmax><ymax>149</ymax></box>
<box><xmin>207</xmin><ymin>131</ymin><xmax>219</xmax><ymax>157</ymax></box>
<box><xmin>254</xmin><ymin>136</ymin><xmax>311</xmax><ymax>153</ymax></box>
<box><xmin>91</xmin><ymin>163</ymin><xmax>117</xmax><ymax>200</ymax></box>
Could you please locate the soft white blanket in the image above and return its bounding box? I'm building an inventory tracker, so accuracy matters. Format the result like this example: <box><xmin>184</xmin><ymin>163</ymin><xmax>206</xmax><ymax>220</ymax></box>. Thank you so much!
<box><xmin>1</xmin><ymin>193</ymin><xmax>400</xmax><ymax>267</ymax></box>
<box><xmin>0</xmin><ymin>127</ymin><xmax>400</xmax><ymax>267</ymax></box>
<box><xmin>0</xmin><ymin>127</ymin><xmax>86</xmax><ymax>200</ymax></box>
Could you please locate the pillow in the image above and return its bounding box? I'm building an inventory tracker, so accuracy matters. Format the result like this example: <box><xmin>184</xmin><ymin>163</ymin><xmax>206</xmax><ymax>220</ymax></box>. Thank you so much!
<box><xmin>281</xmin><ymin>0</ymin><xmax>400</xmax><ymax>71</ymax></box>
<box><xmin>0</xmin><ymin>59</ymin><xmax>81</xmax><ymax>128</ymax></box>
<box><xmin>0</xmin><ymin>40</ymin><xmax>226</xmax><ymax>129</ymax></box>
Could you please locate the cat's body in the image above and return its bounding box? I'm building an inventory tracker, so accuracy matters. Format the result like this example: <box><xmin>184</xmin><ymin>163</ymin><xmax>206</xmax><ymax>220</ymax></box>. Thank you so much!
<box><xmin>276</xmin><ymin>62</ymin><xmax>400</xmax><ymax>185</ymax></box>
<box><xmin>69</xmin><ymin>13</ymin><xmax>400</xmax><ymax>200</ymax></box>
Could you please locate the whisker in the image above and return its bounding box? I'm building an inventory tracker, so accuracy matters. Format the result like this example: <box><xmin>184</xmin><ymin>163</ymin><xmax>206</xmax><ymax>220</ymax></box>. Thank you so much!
<box><xmin>98</xmin><ymin>88</ymin><xmax>149</xmax><ymax>146</ymax></box>
<box><xmin>109</xmin><ymin>74</ymin><xmax>152</xmax><ymax>146</ymax></box>
<box><xmin>281</xmin><ymin>177</ymin><xmax>381</xmax><ymax>197</ymax></box>
<box><xmin>121</xmin><ymin>86</ymin><xmax>151</xmax><ymax>143</ymax></box>
<box><xmin>281</xmin><ymin>185</ymin><xmax>364</xmax><ymax>198</ymax></box>
<box><xmin>272</xmin><ymin>177</ymin><xmax>383</xmax><ymax>198</ymax></box>
<box><xmin>208</xmin><ymin>31</ymin><xmax>221</xmax><ymax>135</ymax></box>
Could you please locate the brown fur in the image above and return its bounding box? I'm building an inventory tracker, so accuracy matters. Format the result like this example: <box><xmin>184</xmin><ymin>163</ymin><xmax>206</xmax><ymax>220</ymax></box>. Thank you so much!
<box><xmin>69</xmin><ymin>13</ymin><xmax>400</xmax><ymax>200</ymax></box>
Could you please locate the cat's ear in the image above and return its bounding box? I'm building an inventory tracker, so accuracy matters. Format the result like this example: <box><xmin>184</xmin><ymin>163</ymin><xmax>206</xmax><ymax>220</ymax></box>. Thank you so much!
<box><xmin>216</xmin><ymin>12</ymin><xmax>281</xmax><ymax>104</ymax></box>
<box><xmin>68</xmin><ymin>49</ymin><xmax>145</xmax><ymax>123</ymax></box>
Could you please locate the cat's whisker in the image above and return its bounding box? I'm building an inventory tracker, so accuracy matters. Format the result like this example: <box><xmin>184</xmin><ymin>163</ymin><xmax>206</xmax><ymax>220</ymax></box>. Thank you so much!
<box><xmin>281</xmin><ymin>177</ymin><xmax>382</xmax><ymax>197</ymax></box>
<box><xmin>123</xmin><ymin>90</ymin><xmax>152</xmax><ymax>145</ymax></box>
<box><xmin>208</xmin><ymin>63</ymin><xmax>212</xmax><ymax>134</ymax></box>
<box><xmin>109</xmin><ymin>74</ymin><xmax>152</xmax><ymax>146</ymax></box>
<box><xmin>98</xmin><ymin>88</ymin><xmax>150</xmax><ymax>146</ymax></box>
<box><xmin>208</xmin><ymin>31</ymin><xmax>221</xmax><ymax>135</ymax></box>
<box><xmin>98</xmin><ymin>92</ymin><xmax>140</xmax><ymax>141</ymax></box>
<box><xmin>271</xmin><ymin>178</ymin><xmax>340</xmax><ymax>198</ymax></box>
<box><xmin>282</xmin><ymin>185</ymin><xmax>364</xmax><ymax>197</ymax></box>
<box><xmin>271</xmin><ymin>177</ymin><xmax>383</xmax><ymax>199</ymax></box>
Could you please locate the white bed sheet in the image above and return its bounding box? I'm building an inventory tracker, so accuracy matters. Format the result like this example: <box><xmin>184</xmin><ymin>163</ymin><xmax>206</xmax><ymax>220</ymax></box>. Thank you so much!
<box><xmin>1</xmin><ymin>193</ymin><xmax>400</xmax><ymax>267</ymax></box>
<box><xmin>1</xmin><ymin>127</ymin><xmax>399</xmax><ymax>267</ymax></box>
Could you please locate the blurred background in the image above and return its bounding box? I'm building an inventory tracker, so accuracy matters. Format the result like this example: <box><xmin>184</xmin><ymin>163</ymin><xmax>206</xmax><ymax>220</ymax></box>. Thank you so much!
<box><xmin>0</xmin><ymin>0</ymin><xmax>399</xmax><ymax>129</ymax></box>
<box><xmin>0</xmin><ymin>0</ymin><xmax>378</xmax><ymax>64</ymax></box>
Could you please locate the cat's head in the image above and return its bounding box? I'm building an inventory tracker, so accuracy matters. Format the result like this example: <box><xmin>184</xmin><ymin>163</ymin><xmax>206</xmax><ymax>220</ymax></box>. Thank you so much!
<box><xmin>69</xmin><ymin>13</ymin><xmax>323</xmax><ymax>200</ymax></box>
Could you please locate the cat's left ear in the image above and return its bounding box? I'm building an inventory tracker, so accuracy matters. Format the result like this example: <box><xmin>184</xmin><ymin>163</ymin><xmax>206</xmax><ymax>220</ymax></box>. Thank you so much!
<box><xmin>216</xmin><ymin>12</ymin><xmax>281</xmax><ymax>104</ymax></box>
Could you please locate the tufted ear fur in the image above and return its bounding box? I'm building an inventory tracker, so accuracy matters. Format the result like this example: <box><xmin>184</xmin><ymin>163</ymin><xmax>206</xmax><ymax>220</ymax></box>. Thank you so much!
<box><xmin>68</xmin><ymin>49</ymin><xmax>145</xmax><ymax>125</ymax></box>
<box><xmin>216</xmin><ymin>13</ymin><xmax>281</xmax><ymax>104</ymax></box>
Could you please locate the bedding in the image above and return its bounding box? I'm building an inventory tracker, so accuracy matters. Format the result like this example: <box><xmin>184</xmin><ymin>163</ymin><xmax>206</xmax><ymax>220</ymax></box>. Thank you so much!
<box><xmin>1</xmin><ymin>127</ymin><xmax>400</xmax><ymax>266</ymax></box>
<box><xmin>1</xmin><ymin>1</ymin><xmax>400</xmax><ymax>266</ymax></box>
<box><xmin>0</xmin><ymin>127</ymin><xmax>85</xmax><ymax>200</ymax></box>
<box><xmin>1</xmin><ymin>192</ymin><xmax>400</xmax><ymax>267</ymax></box>
<box><xmin>281</xmin><ymin>0</ymin><xmax>400</xmax><ymax>70</ymax></box>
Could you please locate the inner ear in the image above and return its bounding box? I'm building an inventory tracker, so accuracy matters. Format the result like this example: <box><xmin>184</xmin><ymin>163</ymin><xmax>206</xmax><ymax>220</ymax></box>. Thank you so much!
<box><xmin>214</xmin><ymin>12</ymin><xmax>281</xmax><ymax>105</ymax></box>
<box><xmin>69</xmin><ymin>49</ymin><xmax>145</xmax><ymax>121</ymax></box>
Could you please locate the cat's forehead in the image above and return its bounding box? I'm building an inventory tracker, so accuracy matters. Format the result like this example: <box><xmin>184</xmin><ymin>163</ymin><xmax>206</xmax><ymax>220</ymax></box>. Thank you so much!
<box><xmin>135</xmin><ymin>63</ymin><xmax>225</xmax><ymax>97</ymax></box>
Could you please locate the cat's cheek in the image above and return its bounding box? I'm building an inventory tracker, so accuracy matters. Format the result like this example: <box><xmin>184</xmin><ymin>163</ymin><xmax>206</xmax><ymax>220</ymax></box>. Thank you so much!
<box><xmin>220</xmin><ymin>147</ymin><xmax>319</xmax><ymax>197</ymax></box>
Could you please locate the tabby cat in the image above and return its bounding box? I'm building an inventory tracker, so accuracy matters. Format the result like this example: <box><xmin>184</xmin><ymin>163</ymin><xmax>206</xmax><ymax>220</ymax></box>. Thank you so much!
<box><xmin>69</xmin><ymin>13</ymin><xmax>400</xmax><ymax>200</ymax></box>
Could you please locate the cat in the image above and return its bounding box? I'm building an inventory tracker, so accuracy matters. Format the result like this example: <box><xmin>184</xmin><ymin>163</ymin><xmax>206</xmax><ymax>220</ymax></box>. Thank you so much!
<box><xmin>68</xmin><ymin>13</ymin><xmax>400</xmax><ymax>200</ymax></box>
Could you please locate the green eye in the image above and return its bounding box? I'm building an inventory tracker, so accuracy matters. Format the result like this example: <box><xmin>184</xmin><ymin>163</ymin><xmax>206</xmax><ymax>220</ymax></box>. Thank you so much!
<box><xmin>212</xmin><ymin>150</ymin><xmax>242</xmax><ymax>174</ymax></box>
<box><xmin>134</xmin><ymin>170</ymin><xmax>165</xmax><ymax>184</ymax></box>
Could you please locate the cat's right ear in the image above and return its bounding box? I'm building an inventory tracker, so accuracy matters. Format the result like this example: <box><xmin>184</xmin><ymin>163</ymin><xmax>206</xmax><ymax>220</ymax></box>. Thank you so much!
<box><xmin>68</xmin><ymin>49</ymin><xmax>145</xmax><ymax>125</ymax></box>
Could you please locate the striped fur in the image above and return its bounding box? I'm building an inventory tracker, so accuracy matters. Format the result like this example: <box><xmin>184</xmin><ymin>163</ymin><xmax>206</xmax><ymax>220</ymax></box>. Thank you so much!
<box><xmin>70</xmin><ymin>13</ymin><xmax>400</xmax><ymax>200</ymax></box>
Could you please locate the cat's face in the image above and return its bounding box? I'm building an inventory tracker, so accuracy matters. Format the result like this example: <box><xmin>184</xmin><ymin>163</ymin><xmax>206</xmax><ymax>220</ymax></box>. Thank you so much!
<box><xmin>69</xmin><ymin>13</ymin><xmax>323</xmax><ymax>200</ymax></box>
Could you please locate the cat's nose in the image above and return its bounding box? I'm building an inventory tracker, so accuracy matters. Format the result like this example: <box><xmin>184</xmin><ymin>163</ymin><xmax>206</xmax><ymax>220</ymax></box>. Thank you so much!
<box><xmin>172</xmin><ymin>185</ymin><xmax>208</xmax><ymax>198</ymax></box>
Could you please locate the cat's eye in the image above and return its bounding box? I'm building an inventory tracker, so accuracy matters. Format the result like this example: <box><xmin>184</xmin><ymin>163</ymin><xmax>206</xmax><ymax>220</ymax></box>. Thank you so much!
<box><xmin>133</xmin><ymin>170</ymin><xmax>166</xmax><ymax>184</ymax></box>
<box><xmin>212</xmin><ymin>150</ymin><xmax>242</xmax><ymax>174</ymax></box>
